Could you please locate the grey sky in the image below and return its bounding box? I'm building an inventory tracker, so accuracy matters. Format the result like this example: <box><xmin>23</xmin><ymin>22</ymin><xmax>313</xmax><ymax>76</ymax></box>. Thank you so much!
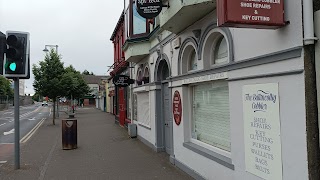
<box><xmin>0</xmin><ymin>0</ymin><xmax>124</xmax><ymax>95</ymax></box>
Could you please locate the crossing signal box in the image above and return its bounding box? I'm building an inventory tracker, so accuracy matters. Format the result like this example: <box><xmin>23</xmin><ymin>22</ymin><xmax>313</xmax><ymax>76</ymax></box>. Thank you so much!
<box><xmin>3</xmin><ymin>31</ymin><xmax>30</xmax><ymax>79</ymax></box>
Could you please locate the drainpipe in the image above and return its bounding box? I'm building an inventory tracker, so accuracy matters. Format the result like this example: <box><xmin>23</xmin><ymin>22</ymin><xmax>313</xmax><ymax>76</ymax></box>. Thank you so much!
<box><xmin>130</xmin><ymin>62</ymin><xmax>134</xmax><ymax>124</ymax></box>
<box><xmin>303</xmin><ymin>0</ymin><xmax>317</xmax><ymax>45</ymax></box>
<box><xmin>303</xmin><ymin>0</ymin><xmax>320</xmax><ymax>179</ymax></box>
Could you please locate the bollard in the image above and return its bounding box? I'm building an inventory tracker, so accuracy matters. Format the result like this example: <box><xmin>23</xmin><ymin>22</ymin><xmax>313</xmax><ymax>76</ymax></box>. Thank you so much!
<box><xmin>68</xmin><ymin>113</ymin><xmax>75</xmax><ymax>118</ymax></box>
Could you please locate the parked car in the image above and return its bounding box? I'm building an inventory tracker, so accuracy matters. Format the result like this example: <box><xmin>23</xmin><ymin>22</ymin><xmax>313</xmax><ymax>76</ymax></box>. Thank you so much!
<box><xmin>42</xmin><ymin>101</ymin><xmax>48</xmax><ymax>106</ymax></box>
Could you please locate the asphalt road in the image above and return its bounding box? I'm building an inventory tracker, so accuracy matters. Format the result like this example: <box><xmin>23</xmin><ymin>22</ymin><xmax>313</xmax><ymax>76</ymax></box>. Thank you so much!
<box><xmin>0</xmin><ymin>103</ymin><xmax>51</xmax><ymax>166</ymax></box>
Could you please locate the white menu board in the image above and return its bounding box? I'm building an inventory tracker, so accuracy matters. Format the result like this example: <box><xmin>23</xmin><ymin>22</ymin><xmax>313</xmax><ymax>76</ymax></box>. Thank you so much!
<box><xmin>243</xmin><ymin>83</ymin><xmax>282</xmax><ymax>180</ymax></box>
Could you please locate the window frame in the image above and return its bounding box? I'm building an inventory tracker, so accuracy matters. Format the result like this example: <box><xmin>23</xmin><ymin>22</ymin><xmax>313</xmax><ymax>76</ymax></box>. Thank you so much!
<box><xmin>211</xmin><ymin>34</ymin><xmax>228</xmax><ymax>66</ymax></box>
<box><xmin>143</xmin><ymin>66</ymin><xmax>150</xmax><ymax>84</ymax></box>
<box><xmin>136</xmin><ymin>67</ymin><xmax>143</xmax><ymax>86</ymax></box>
<box><xmin>188</xmin><ymin>49</ymin><xmax>198</xmax><ymax>72</ymax></box>
<box><xmin>200</xmin><ymin>28</ymin><xmax>231</xmax><ymax>70</ymax></box>
<box><xmin>188</xmin><ymin>81</ymin><xmax>232</xmax><ymax>158</ymax></box>
<box><xmin>180</xmin><ymin>42</ymin><xmax>198</xmax><ymax>74</ymax></box>
<box><xmin>129</xmin><ymin>0</ymin><xmax>151</xmax><ymax>38</ymax></box>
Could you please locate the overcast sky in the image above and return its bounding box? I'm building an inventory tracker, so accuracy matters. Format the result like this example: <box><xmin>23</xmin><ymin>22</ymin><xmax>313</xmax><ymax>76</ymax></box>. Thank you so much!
<box><xmin>0</xmin><ymin>0</ymin><xmax>124</xmax><ymax>95</ymax></box>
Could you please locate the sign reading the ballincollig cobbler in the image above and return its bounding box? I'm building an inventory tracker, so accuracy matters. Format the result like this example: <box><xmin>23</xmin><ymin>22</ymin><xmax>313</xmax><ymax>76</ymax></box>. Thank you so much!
<box><xmin>112</xmin><ymin>75</ymin><xmax>134</xmax><ymax>87</ymax></box>
<box><xmin>243</xmin><ymin>83</ymin><xmax>282</xmax><ymax>180</ymax></box>
<box><xmin>217</xmin><ymin>0</ymin><xmax>286</xmax><ymax>29</ymax></box>
<box><xmin>136</xmin><ymin>0</ymin><xmax>163</xmax><ymax>19</ymax></box>
<box><xmin>173</xmin><ymin>91</ymin><xmax>182</xmax><ymax>126</ymax></box>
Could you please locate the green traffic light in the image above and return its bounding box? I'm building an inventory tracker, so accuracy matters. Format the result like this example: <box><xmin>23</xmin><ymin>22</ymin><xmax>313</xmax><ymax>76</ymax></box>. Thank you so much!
<box><xmin>9</xmin><ymin>62</ymin><xmax>17</xmax><ymax>71</ymax></box>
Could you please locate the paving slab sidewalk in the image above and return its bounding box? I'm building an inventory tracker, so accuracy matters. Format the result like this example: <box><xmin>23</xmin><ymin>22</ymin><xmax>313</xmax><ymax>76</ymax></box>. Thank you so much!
<box><xmin>0</xmin><ymin>108</ymin><xmax>193</xmax><ymax>180</ymax></box>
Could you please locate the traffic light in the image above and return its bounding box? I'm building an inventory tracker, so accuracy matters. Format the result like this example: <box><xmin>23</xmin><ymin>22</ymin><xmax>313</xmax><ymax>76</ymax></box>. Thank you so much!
<box><xmin>3</xmin><ymin>31</ymin><xmax>30</xmax><ymax>79</ymax></box>
<box><xmin>0</xmin><ymin>32</ymin><xmax>5</xmax><ymax>75</ymax></box>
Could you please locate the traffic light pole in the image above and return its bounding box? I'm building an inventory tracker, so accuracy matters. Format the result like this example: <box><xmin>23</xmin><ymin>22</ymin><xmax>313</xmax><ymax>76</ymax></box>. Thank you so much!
<box><xmin>14</xmin><ymin>77</ymin><xmax>20</xmax><ymax>169</ymax></box>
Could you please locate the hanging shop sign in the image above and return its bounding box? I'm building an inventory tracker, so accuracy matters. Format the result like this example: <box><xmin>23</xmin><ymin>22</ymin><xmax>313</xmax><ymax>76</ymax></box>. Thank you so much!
<box><xmin>112</xmin><ymin>75</ymin><xmax>134</xmax><ymax>87</ymax></box>
<box><xmin>173</xmin><ymin>91</ymin><xmax>182</xmax><ymax>126</ymax></box>
<box><xmin>243</xmin><ymin>83</ymin><xmax>283</xmax><ymax>180</ymax></box>
<box><xmin>217</xmin><ymin>0</ymin><xmax>286</xmax><ymax>29</ymax></box>
<box><xmin>136</xmin><ymin>0</ymin><xmax>163</xmax><ymax>19</ymax></box>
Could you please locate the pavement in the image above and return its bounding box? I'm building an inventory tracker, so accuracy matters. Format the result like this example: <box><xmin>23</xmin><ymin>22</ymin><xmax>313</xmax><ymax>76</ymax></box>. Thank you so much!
<box><xmin>0</xmin><ymin>107</ymin><xmax>193</xmax><ymax>180</ymax></box>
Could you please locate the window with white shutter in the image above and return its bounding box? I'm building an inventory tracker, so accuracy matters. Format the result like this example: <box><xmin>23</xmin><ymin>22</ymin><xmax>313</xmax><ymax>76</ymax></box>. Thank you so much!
<box><xmin>192</xmin><ymin>81</ymin><xmax>231</xmax><ymax>152</ymax></box>
<box><xmin>133</xmin><ymin>94</ymin><xmax>137</xmax><ymax>121</ymax></box>
<box><xmin>137</xmin><ymin>92</ymin><xmax>150</xmax><ymax>127</ymax></box>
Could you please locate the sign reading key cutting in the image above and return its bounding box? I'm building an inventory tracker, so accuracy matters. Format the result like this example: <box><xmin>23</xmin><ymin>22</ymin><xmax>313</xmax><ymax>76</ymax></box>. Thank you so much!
<box><xmin>173</xmin><ymin>90</ymin><xmax>182</xmax><ymax>126</ymax></box>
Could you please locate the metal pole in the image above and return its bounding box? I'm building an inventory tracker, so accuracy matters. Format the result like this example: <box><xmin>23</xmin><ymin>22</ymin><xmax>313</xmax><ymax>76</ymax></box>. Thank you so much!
<box><xmin>71</xmin><ymin>94</ymin><xmax>74</xmax><ymax>113</ymax></box>
<box><xmin>55</xmin><ymin>46</ymin><xmax>59</xmax><ymax>118</ymax></box>
<box><xmin>14</xmin><ymin>78</ymin><xmax>20</xmax><ymax>169</ymax></box>
<box><xmin>6</xmin><ymin>95</ymin><xmax>8</xmax><ymax>109</ymax></box>
<box><xmin>57</xmin><ymin>97</ymin><xmax>59</xmax><ymax>118</ymax></box>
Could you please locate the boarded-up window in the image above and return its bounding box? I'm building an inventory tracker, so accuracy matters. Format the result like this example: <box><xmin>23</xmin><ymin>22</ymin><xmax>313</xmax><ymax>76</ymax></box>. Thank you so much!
<box><xmin>133</xmin><ymin>94</ymin><xmax>137</xmax><ymax>121</ymax></box>
<box><xmin>137</xmin><ymin>92</ymin><xmax>150</xmax><ymax>127</ymax></box>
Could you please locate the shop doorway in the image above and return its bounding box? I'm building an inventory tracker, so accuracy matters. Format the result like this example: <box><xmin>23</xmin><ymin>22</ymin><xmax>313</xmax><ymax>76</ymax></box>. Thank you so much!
<box><xmin>155</xmin><ymin>57</ymin><xmax>173</xmax><ymax>156</ymax></box>
<box><xmin>118</xmin><ymin>87</ymin><xmax>126</xmax><ymax>126</ymax></box>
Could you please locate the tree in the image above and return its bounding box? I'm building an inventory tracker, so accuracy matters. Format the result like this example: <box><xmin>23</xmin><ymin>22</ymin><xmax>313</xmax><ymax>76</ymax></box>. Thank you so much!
<box><xmin>61</xmin><ymin>65</ymin><xmax>90</xmax><ymax>112</ymax></box>
<box><xmin>33</xmin><ymin>49</ymin><xmax>64</xmax><ymax>125</ymax></box>
<box><xmin>32</xmin><ymin>92</ymin><xmax>41</xmax><ymax>102</ymax></box>
<box><xmin>82</xmin><ymin>69</ymin><xmax>94</xmax><ymax>75</ymax></box>
<box><xmin>0</xmin><ymin>76</ymin><xmax>13</xmax><ymax>98</ymax></box>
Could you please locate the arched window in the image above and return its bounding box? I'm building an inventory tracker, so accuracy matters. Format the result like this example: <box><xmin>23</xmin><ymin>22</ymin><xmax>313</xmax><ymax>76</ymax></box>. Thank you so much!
<box><xmin>212</xmin><ymin>35</ymin><xmax>228</xmax><ymax>65</ymax></box>
<box><xmin>189</xmin><ymin>49</ymin><xmax>197</xmax><ymax>71</ymax></box>
<box><xmin>179</xmin><ymin>40</ymin><xmax>198</xmax><ymax>74</ymax></box>
<box><xmin>137</xmin><ymin>68</ymin><xmax>143</xmax><ymax>85</ymax></box>
<box><xmin>143</xmin><ymin>67</ymin><xmax>150</xmax><ymax>84</ymax></box>
<box><xmin>201</xmin><ymin>28</ymin><xmax>231</xmax><ymax>69</ymax></box>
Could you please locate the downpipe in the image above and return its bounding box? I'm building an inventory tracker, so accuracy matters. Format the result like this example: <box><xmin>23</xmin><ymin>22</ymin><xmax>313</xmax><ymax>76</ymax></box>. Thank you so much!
<box><xmin>302</xmin><ymin>0</ymin><xmax>320</xmax><ymax>179</ymax></box>
<box><xmin>303</xmin><ymin>0</ymin><xmax>317</xmax><ymax>45</ymax></box>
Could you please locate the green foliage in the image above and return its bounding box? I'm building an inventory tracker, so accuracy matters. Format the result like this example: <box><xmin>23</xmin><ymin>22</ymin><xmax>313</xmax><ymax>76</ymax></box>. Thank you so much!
<box><xmin>33</xmin><ymin>49</ymin><xmax>65</xmax><ymax>100</ymax></box>
<box><xmin>61</xmin><ymin>65</ymin><xmax>90</xmax><ymax>99</ymax></box>
<box><xmin>0</xmin><ymin>76</ymin><xmax>13</xmax><ymax>98</ymax></box>
<box><xmin>32</xmin><ymin>92</ymin><xmax>41</xmax><ymax>102</ymax></box>
<box><xmin>33</xmin><ymin>49</ymin><xmax>64</xmax><ymax>124</ymax></box>
<box><xmin>82</xmin><ymin>69</ymin><xmax>94</xmax><ymax>75</ymax></box>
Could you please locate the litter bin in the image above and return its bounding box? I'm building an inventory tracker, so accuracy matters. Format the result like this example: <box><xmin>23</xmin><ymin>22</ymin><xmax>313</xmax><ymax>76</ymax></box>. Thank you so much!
<box><xmin>62</xmin><ymin>119</ymin><xmax>77</xmax><ymax>150</ymax></box>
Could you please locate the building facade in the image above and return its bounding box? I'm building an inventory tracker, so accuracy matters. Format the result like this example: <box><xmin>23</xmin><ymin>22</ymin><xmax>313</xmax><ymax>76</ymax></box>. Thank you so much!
<box><xmin>83</xmin><ymin>75</ymin><xmax>108</xmax><ymax>107</ymax></box>
<box><xmin>110</xmin><ymin>0</ymin><xmax>320</xmax><ymax>179</ymax></box>
<box><xmin>109</xmin><ymin>12</ymin><xmax>132</xmax><ymax>127</ymax></box>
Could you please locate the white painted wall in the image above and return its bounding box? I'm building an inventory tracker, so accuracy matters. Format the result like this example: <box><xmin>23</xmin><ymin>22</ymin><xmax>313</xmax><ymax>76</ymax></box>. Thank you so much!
<box><xmin>173</xmin><ymin>86</ymin><xmax>234</xmax><ymax>180</ymax></box>
<box><xmin>88</xmin><ymin>84</ymin><xmax>99</xmax><ymax>96</ymax></box>
<box><xmin>99</xmin><ymin>96</ymin><xmax>104</xmax><ymax>111</ymax></box>
<box><xmin>229</xmin><ymin>70</ymin><xmax>308</xmax><ymax>180</ymax></box>
<box><xmin>131</xmin><ymin>1</ymin><xmax>307</xmax><ymax>179</ymax></box>
<box><xmin>167</xmin><ymin>1</ymin><xmax>305</xmax><ymax>179</ymax></box>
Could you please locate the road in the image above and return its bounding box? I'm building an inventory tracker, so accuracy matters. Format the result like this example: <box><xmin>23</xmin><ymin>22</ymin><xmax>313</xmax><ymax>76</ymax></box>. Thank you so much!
<box><xmin>0</xmin><ymin>103</ymin><xmax>51</xmax><ymax>167</ymax></box>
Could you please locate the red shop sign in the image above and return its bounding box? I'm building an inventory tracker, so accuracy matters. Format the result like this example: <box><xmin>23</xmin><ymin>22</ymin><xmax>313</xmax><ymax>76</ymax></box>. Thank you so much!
<box><xmin>217</xmin><ymin>0</ymin><xmax>286</xmax><ymax>29</ymax></box>
<box><xmin>173</xmin><ymin>91</ymin><xmax>182</xmax><ymax>126</ymax></box>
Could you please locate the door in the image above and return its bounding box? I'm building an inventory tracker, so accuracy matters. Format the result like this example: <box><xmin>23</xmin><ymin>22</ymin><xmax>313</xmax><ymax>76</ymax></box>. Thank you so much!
<box><xmin>163</xmin><ymin>83</ymin><xmax>172</xmax><ymax>154</ymax></box>
<box><xmin>119</xmin><ymin>87</ymin><xmax>126</xmax><ymax>126</ymax></box>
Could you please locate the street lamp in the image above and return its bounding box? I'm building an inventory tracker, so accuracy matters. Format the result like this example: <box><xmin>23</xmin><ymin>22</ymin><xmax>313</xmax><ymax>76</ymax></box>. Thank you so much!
<box><xmin>43</xmin><ymin>45</ymin><xmax>58</xmax><ymax>54</ymax></box>
<box><xmin>43</xmin><ymin>44</ymin><xmax>59</xmax><ymax>117</ymax></box>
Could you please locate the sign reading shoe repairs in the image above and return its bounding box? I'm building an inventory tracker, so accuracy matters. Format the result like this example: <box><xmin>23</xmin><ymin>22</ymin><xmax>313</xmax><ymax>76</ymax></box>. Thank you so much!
<box><xmin>243</xmin><ymin>83</ymin><xmax>282</xmax><ymax>180</ymax></box>
<box><xmin>136</xmin><ymin>0</ymin><xmax>163</xmax><ymax>19</ymax></box>
<box><xmin>217</xmin><ymin>0</ymin><xmax>286</xmax><ymax>29</ymax></box>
